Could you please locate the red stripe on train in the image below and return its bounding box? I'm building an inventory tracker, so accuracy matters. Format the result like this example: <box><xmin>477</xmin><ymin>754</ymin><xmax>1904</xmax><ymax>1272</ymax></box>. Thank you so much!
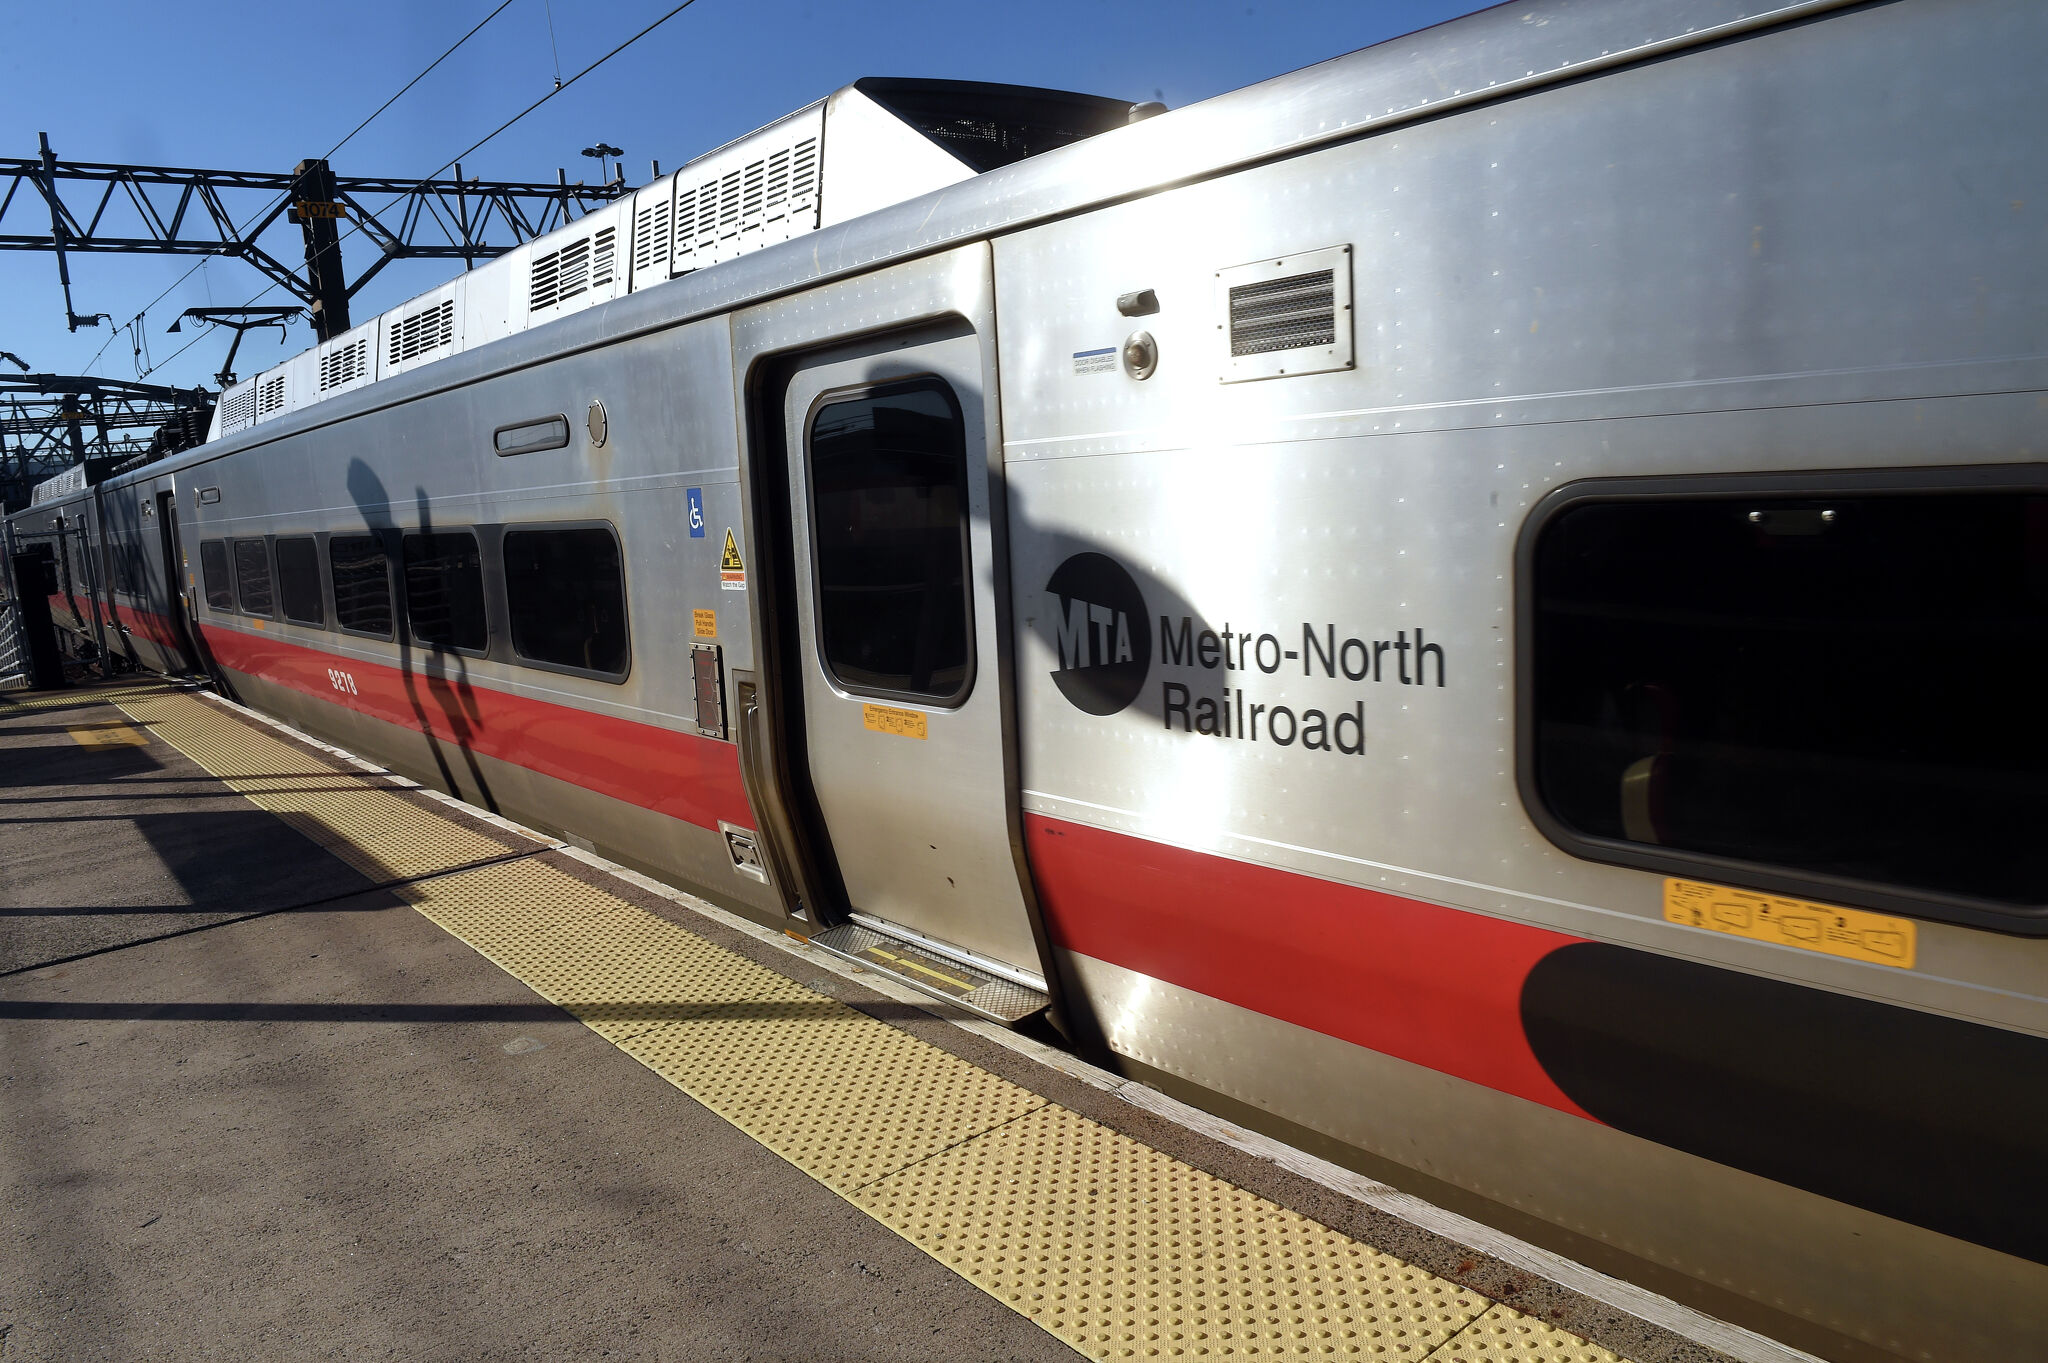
<box><xmin>1026</xmin><ymin>814</ymin><xmax>1595</xmax><ymax>1120</ymax></box>
<box><xmin>198</xmin><ymin>623</ymin><xmax>754</xmax><ymax>833</ymax></box>
<box><xmin>112</xmin><ymin>603</ymin><xmax>186</xmax><ymax>653</ymax></box>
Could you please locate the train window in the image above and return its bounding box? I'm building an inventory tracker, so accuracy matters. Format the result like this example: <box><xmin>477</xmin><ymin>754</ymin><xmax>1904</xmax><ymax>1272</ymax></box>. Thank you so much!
<box><xmin>1524</xmin><ymin>477</ymin><xmax>2048</xmax><ymax>922</ymax></box>
<box><xmin>401</xmin><ymin>530</ymin><xmax>487</xmax><ymax>652</ymax></box>
<box><xmin>330</xmin><ymin>535</ymin><xmax>394</xmax><ymax>637</ymax></box>
<box><xmin>231</xmin><ymin>539</ymin><xmax>274</xmax><ymax>616</ymax></box>
<box><xmin>503</xmin><ymin>527</ymin><xmax>629</xmax><ymax>677</ymax></box>
<box><xmin>199</xmin><ymin>540</ymin><xmax>233</xmax><ymax>611</ymax></box>
<box><xmin>806</xmin><ymin>379</ymin><xmax>974</xmax><ymax>702</ymax></box>
<box><xmin>274</xmin><ymin>536</ymin><xmax>324</xmax><ymax>626</ymax></box>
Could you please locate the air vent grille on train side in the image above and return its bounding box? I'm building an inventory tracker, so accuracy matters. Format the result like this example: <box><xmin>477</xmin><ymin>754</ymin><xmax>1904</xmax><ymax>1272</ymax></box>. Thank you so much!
<box><xmin>1229</xmin><ymin>272</ymin><xmax>1336</xmax><ymax>356</ymax></box>
<box><xmin>319</xmin><ymin>338</ymin><xmax>369</xmax><ymax>391</ymax></box>
<box><xmin>1216</xmin><ymin>245</ymin><xmax>1354</xmax><ymax>383</ymax></box>
<box><xmin>631</xmin><ymin>197</ymin><xmax>671</xmax><ymax>276</ymax></box>
<box><xmin>218</xmin><ymin>384</ymin><xmax>257</xmax><ymax>436</ymax></box>
<box><xmin>530</xmin><ymin>226</ymin><xmax>618</xmax><ymax>312</ymax></box>
<box><xmin>674</xmin><ymin>134</ymin><xmax>819</xmax><ymax>271</ymax></box>
<box><xmin>388</xmin><ymin>300</ymin><xmax>457</xmax><ymax>366</ymax></box>
<box><xmin>256</xmin><ymin>374</ymin><xmax>287</xmax><ymax>418</ymax></box>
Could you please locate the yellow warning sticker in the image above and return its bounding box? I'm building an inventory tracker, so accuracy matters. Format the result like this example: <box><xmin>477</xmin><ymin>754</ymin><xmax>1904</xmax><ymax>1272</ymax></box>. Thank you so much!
<box><xmin>68</xmin><ymin>722</ymin><xmax>149</xmax><ymax>748</ymax></box>
<box><xmin>862</xmin><ymin>703</ymin><xmax>928</xmax><ymax>740</ymax></box>
<box><xmin>858</xmin><ymin>944</ymin><xmax>976</xmax><ymax>997</ymax></box>
<box><xmin>1664</xmin><ymin>878</ymin><xmax>1916</xmax><ymax>969</ymax></box>
<box><xmin>692</xmin><ymin>608</ymin><xmax>717</xmax><ymax>638</ymax></box>
<box><xmin>719</xmin><ymin>529</ymin><xmax>746</xmax><ymax>591</ymax></box>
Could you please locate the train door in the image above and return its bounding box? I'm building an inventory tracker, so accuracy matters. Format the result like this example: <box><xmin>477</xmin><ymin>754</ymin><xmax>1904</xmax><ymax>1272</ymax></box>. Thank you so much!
<box><xmin>743</xmin><ymin>246</ymin><xmax>1050</xmax><ymax>1022</ymax></box>
<box><xmin>155</xmin><ymin>489</ymin><xmax>198</xmax><ymax>671</ymax></box>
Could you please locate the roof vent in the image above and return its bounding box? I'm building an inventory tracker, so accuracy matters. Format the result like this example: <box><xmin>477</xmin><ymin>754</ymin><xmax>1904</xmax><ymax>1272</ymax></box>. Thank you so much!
<box><xmin>217</xmin><ymin>384</ymin><xmax>257</xmax><ymax>436</ymax></box>
<box><xmin>388</xmin><ymin>299</ymin><xmax>457</xmax><ymax>367</ymax></box>
<box><xmin>319</xmin><ymin>337</ymin><xmax>369</xmax><ymax>392</ymax></box>
<box><xmin>530</xmin><ymin>226</ymin><xmax>617</xmax><ymax>312</ymax></box>
<box><xmin>631</xmin><ymin>197</ymin><xmax>671</xmax><ymax>277</ymax></box>
<box><xmin>256</xmin><ymin>374</ymin><xmax>287</xmax><ymax>418</ymax></box>
<box><xmin>1216</xmin><ymin>245</ymin><xmax>1353</xmax><ymax>383</ymax></box>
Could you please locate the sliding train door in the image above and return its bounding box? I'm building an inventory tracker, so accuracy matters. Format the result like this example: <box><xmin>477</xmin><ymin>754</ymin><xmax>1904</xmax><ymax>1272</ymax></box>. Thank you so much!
<box><xmin>743</xmin><ymin>246</ymin><xmax>1049</xmax><ymax>1018</ymax></box>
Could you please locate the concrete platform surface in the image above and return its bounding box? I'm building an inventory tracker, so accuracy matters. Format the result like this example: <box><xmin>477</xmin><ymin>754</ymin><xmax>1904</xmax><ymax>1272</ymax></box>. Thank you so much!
<box><xmin>0</xmin><ymin>681</ymin><xmax>1809</xmax><ymax>1363</ymax></box>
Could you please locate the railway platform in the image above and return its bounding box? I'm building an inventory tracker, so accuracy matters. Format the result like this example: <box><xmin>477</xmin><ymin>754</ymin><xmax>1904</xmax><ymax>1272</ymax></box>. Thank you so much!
<box><xmin>1</xmin><ymin>678</ymin><xmax>1815</xmax><ymax>1363</ymax></box>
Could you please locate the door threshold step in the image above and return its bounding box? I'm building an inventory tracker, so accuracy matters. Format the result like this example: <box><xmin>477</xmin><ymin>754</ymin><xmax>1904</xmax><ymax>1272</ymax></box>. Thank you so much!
<box><xmin>809</xmin><ymin>922</ymin><xmax>1048</xmax><ymax>1024</ymax></box>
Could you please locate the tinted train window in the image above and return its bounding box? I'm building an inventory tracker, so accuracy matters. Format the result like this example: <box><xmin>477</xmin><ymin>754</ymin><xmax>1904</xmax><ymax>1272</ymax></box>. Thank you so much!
<box><xmin>330</xmin><ymin>535</ymin><xmax>393</xmax><ymax>637</ymax></box>
<box><xmin>232</xmin><ymin>539</ymin><xmax>274</xmax><ymax>615</ymax></box>
<box><xmin>1528</xmin><ymin>485</ymin><xmax>2048</xmax><ymax>911</ymax></box>
<box><xmin>807</xmin><ymin>379</ymin><xmax>973</xmax><ymax>701</ymax></box>
<box><xmin>200</xmin><ymin>540</ymin><xmax>233</xmax><ymax>610</ymax></box>
<box><xmin>503</xmin><ymin>527</ymin><xmax>628</xmax><ymax>676</ymax></box>
<box><xmin>275</xmin><ymin>536</ymin><xmax>324</xmax><ymax>626</ymax></box>
<box><xmin>401</xmin><ymin>531</ymin><xmax>487</xmax><ymax>651</ymax></box>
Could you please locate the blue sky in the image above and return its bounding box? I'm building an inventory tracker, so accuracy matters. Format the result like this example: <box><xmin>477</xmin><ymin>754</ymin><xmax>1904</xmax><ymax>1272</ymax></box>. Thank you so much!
<box><xmin>2</xmin><ymin>0</ymin><xmax>1490</xmax><ymax>394</ymax></box>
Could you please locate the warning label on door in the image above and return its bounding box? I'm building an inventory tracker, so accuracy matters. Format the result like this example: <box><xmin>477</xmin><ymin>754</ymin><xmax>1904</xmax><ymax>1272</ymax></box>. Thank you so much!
<box><xmin>1663</xmin><ymin>878</ymin><xmax>1916</xmax><ymax>968</ymax></box>
<box><xmin>719</xmin><ymin>529</ymin><xmax>746</xmax><ymax>591</ymax></box>
<box><xmin>861</xmin><ymin>703</ymin><xmax>928</xmax><ymax>740</ymax></box>
<box><xmin>692</xmin><ymin>608</ymin><xmax>716</xmax><ymax>638</ymax></box>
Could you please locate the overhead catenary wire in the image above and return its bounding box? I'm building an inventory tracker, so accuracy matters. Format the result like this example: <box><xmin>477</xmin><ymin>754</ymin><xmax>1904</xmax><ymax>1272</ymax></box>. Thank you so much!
<box><xmin>81</xmin><ymin>0</ymin><xmax>521</xmax><ymax>381</ymax></box>
<box><xmin>200</xmin><ymin>0</ymin><xmax>704</xmax><ymax>383</ymax></box>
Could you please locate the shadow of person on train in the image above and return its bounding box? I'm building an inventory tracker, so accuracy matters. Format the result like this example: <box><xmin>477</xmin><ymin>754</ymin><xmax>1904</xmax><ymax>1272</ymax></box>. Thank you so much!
<box><xmin>998</xmin><ymin>481</ymin><xmax>1224</xmax><ymax>733</ymax></box>
<box><xmin>342</xmin><ymin>459</ymin><xmax>496</xmax><ymax>813</ymax></box>
<box><xmin>409</xmin><ymin>486</ymin><xmax>498</xmax><ymax>814</ymax></box>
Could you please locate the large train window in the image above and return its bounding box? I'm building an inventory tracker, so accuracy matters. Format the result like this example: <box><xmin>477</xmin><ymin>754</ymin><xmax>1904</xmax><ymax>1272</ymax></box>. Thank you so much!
<box><xmin>503</xmin><ymin>526</ymin><xmax>628</xmax><ymax>679</ymax></box>
<box><xmin>274</xmin><ymin>537</ymin><xmax>325</xmax><ymax>627</ymax></box>
<box><xmin>805</xmin><ymin>378</ymin><xmax>973</xmax><ymax>703</ymax></box>
<box><xmin>401</xmin><ymin>530</ymin><xmax>487</xmax><ymax>652</ymax></box>
<box><xmin>330</xmin><ymin>535</ymin><xmax>394</xmax><ymax>638</ymax></box>
<box><xmin>1522</xmin><ymin>471</ymin><xmax>2048</xmax><ymax>929</ymax></box>
<box><xmin>230</xmin><ymin>538</ymin><xmax>274</xmax><ymax>617</ymax></box>
<box><xmin>199</xmin><ymin>540</ymin><xmax>233</xmax><ymax>610</ymax></box>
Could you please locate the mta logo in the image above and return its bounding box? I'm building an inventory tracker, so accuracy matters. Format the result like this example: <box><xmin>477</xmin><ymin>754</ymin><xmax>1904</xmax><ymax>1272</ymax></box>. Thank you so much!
<box><xmin>1046</xmin><ymin>552</ymin><xmax>1151</xmax><ymax>716</ymax></box>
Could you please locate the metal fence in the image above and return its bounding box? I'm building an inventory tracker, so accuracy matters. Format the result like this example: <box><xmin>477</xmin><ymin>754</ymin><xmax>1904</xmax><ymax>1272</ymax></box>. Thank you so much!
<box><xmin>0</xmin><ymin>584</ymin><xmax>27</xmax><ymax>690</ymax></box>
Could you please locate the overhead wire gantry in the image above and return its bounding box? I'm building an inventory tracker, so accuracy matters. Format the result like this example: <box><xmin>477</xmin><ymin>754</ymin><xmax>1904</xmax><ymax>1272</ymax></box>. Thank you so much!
<box><xmin>0</xmin><ymin>372</ymin><xmax>213</xmax><ymax>510</ymax></box>
<box><xmin>1</xmin><ymin>134</ymin><xmax>628</xmax><ymax>341</ymax></box>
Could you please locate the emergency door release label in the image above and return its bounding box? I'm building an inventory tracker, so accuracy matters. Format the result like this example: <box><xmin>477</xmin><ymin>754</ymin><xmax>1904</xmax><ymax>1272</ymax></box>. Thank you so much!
<box><xmin>1663</xmin><ymin>878</ymin><xmax>1916</xmax><ymax>969</ymax></box>
<box><xmin>862</xmin><ymin>703</ymin><xmax>928</xmax><ymax>740</ymax></box>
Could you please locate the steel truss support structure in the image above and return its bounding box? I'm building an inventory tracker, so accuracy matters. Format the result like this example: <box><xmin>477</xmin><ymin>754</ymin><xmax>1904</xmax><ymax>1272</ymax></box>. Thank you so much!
<box><xmin>2</xmin><ymin>134</ymin><xmax>626</xmax><ymax>341</ymax></box>
<box><xmin>1</xmin><ymin>373</ymin><xmax>212</xmax><ymax>511</ymax></box>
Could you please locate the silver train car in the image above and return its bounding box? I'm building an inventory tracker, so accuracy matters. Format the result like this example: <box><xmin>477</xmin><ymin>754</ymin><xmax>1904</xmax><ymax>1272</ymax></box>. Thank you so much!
<box><xmin>9</xmin><ymin>3</ymin><xmax>2045</xmax><ymax>1358</ymax></box>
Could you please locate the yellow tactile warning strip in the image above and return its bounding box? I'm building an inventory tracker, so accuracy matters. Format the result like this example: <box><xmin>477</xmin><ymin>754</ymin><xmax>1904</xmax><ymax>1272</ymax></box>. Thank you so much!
<box><xmin>94</xmin><ymin>686</ymin><xmax>1634</xmax><ymax>1363</ymax></box>
<box><xmin>0</xmin><ymin>680</ymin><xmax>182</xmax><ymax>712</ymax></box>
<box><xmin>107</xmin><ymin>689</ymin><xmax>522</xmax><ymax>885</ymax></box>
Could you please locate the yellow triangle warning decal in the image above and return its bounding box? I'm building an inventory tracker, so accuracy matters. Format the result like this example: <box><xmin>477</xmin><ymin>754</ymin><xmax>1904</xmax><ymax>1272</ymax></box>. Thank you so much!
<box><xmin>719</xmin><ymin>529</ymin><xmax>745</xmax><ymax>572</ymax></box>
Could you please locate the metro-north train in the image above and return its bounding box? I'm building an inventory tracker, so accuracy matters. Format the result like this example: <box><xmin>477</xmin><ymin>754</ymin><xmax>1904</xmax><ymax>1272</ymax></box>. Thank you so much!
<box><xmin>9</xmin><ymin>2</ymin><xmax>2046</xmax><ymax>1359</ymax></box>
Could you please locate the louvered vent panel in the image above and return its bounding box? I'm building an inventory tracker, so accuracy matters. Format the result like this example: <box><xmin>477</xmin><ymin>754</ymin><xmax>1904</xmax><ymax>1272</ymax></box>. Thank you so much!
<box><xmin>530</xmin><ymin>234</ymin><xmax>604</xmax><ymax>311</ymax></box>
<box><xmin>1228</xmin><ymin>270</ymin><xmax>1337</xmax><ymax>356</ymax></box>
<box><xmin>219</xmin><ymin>386</ymin><xmax>257</xmax><ymax>435</ymax></box>
<box><xmin>764</xmin><ymin>150</ymin><xmax>791</xmax><ymax>217</ymax></box>
<box><xmin>318</xmin><ymin>338</ymin><xmax>368</xmax><ymax>391</ymax></box>
<box><xmin>672</xmin><ymin>187</ymin><xmax>699</xmax><ymax>266</ymax></box>
<box><xmin>257</xmin><ymin>375</ymin><xmax>287</xmax><ymax>416</ymax></box>
<box><xmin>557</xmin><ymin>239</ymin><xmax>591</xmax><ymax>303</ymax></box>
<box><xmin>742</xmin><ymin>161</ymin><xmax>765</xmax><ymax>224</ymax></box>
<box><xmin>388</xmin><ymin>300</ymin><xmax>456</xmax><ymax>366</ymax></box>
<box><xmin>718</xmin><ymin>171</ymin><xmax>742</xmax><ymax>234</ymax></box>
<box><xmin>789</xmin><ymin>137</ymin><xmax>819</xmax><ymax>208</ymax></box>
<box><xmin>632</xmin><ymin>199</ymin><xmax>672</xmax><ymax>275</ymax></box>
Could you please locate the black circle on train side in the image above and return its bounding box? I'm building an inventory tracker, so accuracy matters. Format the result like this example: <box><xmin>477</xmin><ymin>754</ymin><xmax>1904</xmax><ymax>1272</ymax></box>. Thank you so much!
<box><xmin>1047</xmin><ymin>552</ymin><xmax>1151</xmax><ymax>716</ymax></box>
